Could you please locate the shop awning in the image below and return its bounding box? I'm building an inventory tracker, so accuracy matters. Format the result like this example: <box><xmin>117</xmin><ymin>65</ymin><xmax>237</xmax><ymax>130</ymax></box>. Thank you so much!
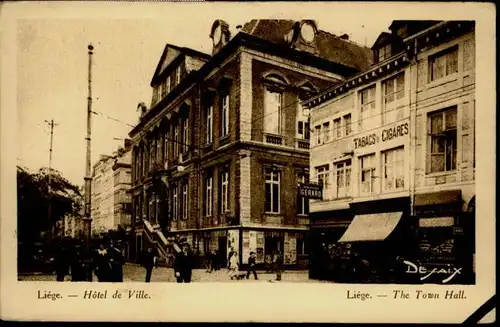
<box><xmin>338</xmin><ymin>212</ymin><xmax>403</xmax><ymax>243</ymax></box>
<box><xmin>414</xmin><ymin>190</ymin><xmax>461</xmax><ymax>206</ymax></box>
<box><xmin>419</xmin><ymin>217</ymin><xmax>454</xmax><ymax>228</ymax></box>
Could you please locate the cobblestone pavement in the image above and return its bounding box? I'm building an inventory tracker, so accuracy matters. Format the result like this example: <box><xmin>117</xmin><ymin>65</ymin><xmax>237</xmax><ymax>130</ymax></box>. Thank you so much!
<box><xmin>19</xmin><ymin>263</ymin><xmax>324</xmax><ymax>283</ymax></box>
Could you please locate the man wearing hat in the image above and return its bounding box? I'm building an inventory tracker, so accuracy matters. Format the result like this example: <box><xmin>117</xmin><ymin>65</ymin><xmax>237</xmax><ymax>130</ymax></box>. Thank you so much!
<box><xmin>246</xmin><ymin>251</ymin><xmax>258</xmax><ymax>280</ymax></box>
<box><xmin>174</xmin><ymin>242</ymin><xmax>193</xmax><ymax>283</ymax></box>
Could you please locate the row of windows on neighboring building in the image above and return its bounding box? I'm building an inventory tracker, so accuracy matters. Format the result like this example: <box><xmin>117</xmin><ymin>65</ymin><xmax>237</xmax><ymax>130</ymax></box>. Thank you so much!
<box><xmin>315</xmin><ymin>146</ymin><xmax>404</xmax><ymax>200</ymax></box>
<box><xmin>314</xmin><ymin>105</ymin><xmax>459</xmax><ymax>200</ymax></box>
<box><xmin>136</xmin><ymin>166</ymin><xmax>310</xmax><ymax>223</ymax></box>
<box><xmin>313</xmin><ymin>46</ymin><xmax>459</xmax><ymax>147</ymax></box>
<box><xmin>134</xmin><ymin>86</ymin><xmax>312</xmax><ymax>181</ymax></box>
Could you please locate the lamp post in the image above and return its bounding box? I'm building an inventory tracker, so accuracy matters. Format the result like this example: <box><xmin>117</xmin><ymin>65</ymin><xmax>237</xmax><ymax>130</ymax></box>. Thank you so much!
<box><xmin>83</xmin><ymin>43</ymin><xmax>94</xmax><ymax>281</ymax></box>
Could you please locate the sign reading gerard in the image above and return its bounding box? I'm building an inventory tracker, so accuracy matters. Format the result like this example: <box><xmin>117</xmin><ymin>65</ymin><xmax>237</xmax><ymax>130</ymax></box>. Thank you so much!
<box><xmin>353</xmin><ymin>122</ymin><xmax>409</xmax><ymax>149</ymax></box>
<box><xmin>298</xmin><ymin>183</ymin><xmax>323</xmax><ymax>200</ymax></box>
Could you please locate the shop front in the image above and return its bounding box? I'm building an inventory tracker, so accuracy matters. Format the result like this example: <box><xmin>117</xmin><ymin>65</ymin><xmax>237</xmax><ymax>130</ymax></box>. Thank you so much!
<box><xmin>308</xmin><ymin>208</ymin><xmax>353</xmax><ymax>281</ymax></box>
<box><xmin>414</xmin><ymin>190</ymin><xmax>475</xmax><ymax>284</ymax></box>
<box><xmin>336</xmin><ymin>197</ymin><xmax>417</xmax><ymax>283</ymax></box>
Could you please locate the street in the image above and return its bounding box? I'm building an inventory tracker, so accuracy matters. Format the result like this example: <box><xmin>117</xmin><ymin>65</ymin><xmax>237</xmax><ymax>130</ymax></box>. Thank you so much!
<box><xmin>18</xmin><ymin>263</ymin><xmax>323</xmax><ymax>283</ymax></box>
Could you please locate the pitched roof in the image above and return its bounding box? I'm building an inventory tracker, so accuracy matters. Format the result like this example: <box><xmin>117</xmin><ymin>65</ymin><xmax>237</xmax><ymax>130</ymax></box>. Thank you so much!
<box><xmin>240</xmin><ymin>19</ymin><xmax>372</xmax><ymax>71</ymax></box>
<box><xmin>150</xmin><ymin>44</ymin><xmax>210</xmax><ymax>86</ymax></box>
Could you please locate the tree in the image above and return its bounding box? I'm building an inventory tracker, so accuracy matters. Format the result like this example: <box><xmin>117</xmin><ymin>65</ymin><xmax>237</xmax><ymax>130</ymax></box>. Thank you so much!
<box><xmin>17</xmin><ymin>166</ymin><xmax>82</xmax><ymax>242</ymax></box>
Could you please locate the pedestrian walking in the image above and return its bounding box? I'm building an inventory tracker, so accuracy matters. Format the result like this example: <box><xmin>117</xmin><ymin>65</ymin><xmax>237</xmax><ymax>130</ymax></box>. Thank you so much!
<box><xmin>143</xmin><ymin>247</ymin><xmax>157</xmax><ymax>283</ymax></box>
<box><xmin>228</xmin><ymin>251</ymin><xmax>239</xmax><ymax>280</ymax></box>
<box><xmin>109</xmin><ymin>241</ymin><xmax>125</xmax><ymax>282</ymax></box>
<box><xmin>54</xmin><ymin>240</ymin><xmax>70</xmax><ymax>282</ymax></box>
<box><xmin>273</xmin><ymin>250</ymin><xmax>283</xmax><ymax>281</ymax></box>
<box><xmin>174</xmin><ymin>243</ymin><xmax>193</xmax><ymax>283</ymax></box>
<box><xmin>211</xmin><ymin>250</ymin><xmax>219</xmax><ymax>271</ymax></box>
<box><xmin>93</xmin><ymin>242</ymin><xmax>112</xmax><ymax>282</ymax></box>
<box><xmin>227</xmin><ymin>248</ymin><xmax>235</xmax><ymax>269</ymax></box>
<box><xmin>246</xmin><ymin>251</ymin><xmax>258</xmax><ymax>280</ymax></box>
<box><xmin>205</xmin><ymin>250</ymin><xmax>213</xmax><ymax>273</ymax></box>
<box><xmin>70</xmin><ymin>244</ymin><xmax>86</xmax><ymax>282</ymax></box>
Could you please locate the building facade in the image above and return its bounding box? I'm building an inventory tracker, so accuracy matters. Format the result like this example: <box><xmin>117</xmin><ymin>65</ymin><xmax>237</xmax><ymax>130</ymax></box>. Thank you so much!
<box><xmin>306</xmin><ymin>20</ymin><xmax>475</xmax><ymax>283</ymax></box>
<box><xmin>129</xmin><ymin>19</ymin><xmax>372</xmax><ymax>268</ymax></box>
<box><xmin>91</xmin><ymin>140</ymin><xmax>133</xmax><ymax>236</ymax></box>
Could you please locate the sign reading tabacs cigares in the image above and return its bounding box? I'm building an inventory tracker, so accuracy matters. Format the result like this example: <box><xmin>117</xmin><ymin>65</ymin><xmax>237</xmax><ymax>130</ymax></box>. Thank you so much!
<box><xmin>298</xmin><ymin>183</ymin><xmax>323</xmax><ymax>200</ymax></box>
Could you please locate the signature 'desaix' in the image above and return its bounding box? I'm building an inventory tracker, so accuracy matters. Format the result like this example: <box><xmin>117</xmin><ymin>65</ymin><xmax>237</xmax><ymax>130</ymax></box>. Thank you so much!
<box><xmin>404</xmin><ymin>260</ymin><xmax>462</xmax><ymax>284</ymax></box>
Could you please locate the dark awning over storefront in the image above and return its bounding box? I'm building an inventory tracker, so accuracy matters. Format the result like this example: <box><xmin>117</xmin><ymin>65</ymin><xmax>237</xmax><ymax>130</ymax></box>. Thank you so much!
<box><xmin>338</xmin><ymin>212</ymin><xmax>403</xmax><ymax>243</ymax></box>
<box><xmin>414</xmin><ymin>190</ymin><xmax>462</xmax><ymax>206</ymax></box>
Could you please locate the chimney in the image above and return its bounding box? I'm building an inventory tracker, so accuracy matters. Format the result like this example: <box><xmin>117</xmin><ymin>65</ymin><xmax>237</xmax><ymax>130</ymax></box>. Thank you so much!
<box><xmin>124</xmin><ymin>138</ymin><xmax>132</xmax><ymax>149</ymax></box>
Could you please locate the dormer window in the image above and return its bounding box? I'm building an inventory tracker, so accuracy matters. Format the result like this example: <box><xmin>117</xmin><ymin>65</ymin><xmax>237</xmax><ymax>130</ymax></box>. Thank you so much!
<box><xmin>378</xmin><ymin>44</ymin><xmax>392</xmax><ymax>62</ymax></box>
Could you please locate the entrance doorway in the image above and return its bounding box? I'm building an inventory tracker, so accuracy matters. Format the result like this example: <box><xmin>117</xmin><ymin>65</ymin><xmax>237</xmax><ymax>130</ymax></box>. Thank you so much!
<box><xmin>218</xmin><ymin>236</ymin><xmax>227</xmax><ymax>267</ymax></box>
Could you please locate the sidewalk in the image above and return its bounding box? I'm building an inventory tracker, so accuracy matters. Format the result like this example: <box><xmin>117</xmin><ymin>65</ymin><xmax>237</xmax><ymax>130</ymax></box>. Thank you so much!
<box><xmin>18</xmin><ymin>263</ymin><xmax>323</xmax><ymax>283</ymax></box>
<box><xmin>123</xmin><ymin>263</ymin><xmax>318</xmax><ymax>283</ymax></box>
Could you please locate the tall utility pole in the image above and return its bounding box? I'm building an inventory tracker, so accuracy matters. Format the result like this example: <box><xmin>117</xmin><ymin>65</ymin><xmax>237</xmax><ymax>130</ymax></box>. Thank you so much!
<box><xmin>83</xmin><ymin>43</ymin><xmax>94</xmax><ymax>281</ymax></box>
<box><xmin>44</xmin><ymin>119</ymin><xmax>58</xmax><ymax>239</ymax></box>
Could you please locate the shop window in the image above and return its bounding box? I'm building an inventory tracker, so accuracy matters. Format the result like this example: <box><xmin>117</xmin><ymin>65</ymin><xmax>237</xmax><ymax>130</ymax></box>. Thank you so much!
<box><xmin>297</xmin><ymin>237</ymin><xmax>309</xmax><ymax>255</ymax></box>
<box><xmin>220</xmin><ymin>166</ymin><xmax>229</xmax><ymax>213</ymax></box>
<box><xmin>359</xmin><ymin>154</ymin><xmax>376</xmax><ymax>195</ymax></box>
<box><xmin>335</xmin><ymin>159</ymin><xmax>351</xmax><ymax>198</ymax></box>
<box><xmin>344</xmin><ymin>114</ymin><xmax>352</xmax><ymax>136</ymax></box>
<box><xmin>264</xmin><ymin>89</ymin><xmax>283</xmax><ymax>135</ymax></box>
<box><xmin>203</xmin><ymin>171</ymin><xmax>213</xmax><ymax>217</ymax></box>
<box><xmin>221</xmin><ymin>94</ymin><xmax>229</xmax><ymax>137</ymax></box>
<box><xmin>206</xmin><ymin>105</ymin><xmax>213</xmax><ymax>144</ymax></box>
<box><xmin>429</xmin><ymin>46</ymin><xmax>458</xmax><ymax>82</ymax></box>
<box><xmin>358</xmin><ymin>85</ymin><xmax>376</xmax><ymax>131</ymax></box>
<box><xmin>265</xmin><ymin>168</ymin><xmax>280</xmax><ymax>214</ymax></box>
<box><xmin>203</xmin><ymin>238</ymin><xmax>210</xmax><ymax>254</ymax></box>
<box><xmin>382</xmin><ymin>147</ymin><xmax>405</xmax><ymax>191</ymax></box>
<box><xmin>428</xmin><ymin>107</ymin><xmax>457</xmax><ymax>173</ymax></box>
<box><xmin>297</xmin><ymin>173</ymin><xmax>309</xmax><ymax>215</ymax></box>
<box><xmin>265</xmin><ymin>235</ymin><xmax>282</xmax><ymax>256</ymax></box>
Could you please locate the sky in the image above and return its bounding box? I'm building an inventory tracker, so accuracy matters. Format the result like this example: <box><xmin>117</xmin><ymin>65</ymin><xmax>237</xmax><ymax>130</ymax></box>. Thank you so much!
<box><xmin>14</xmin><ymin>2</ymin><xmax>397</xmax><ymax>187</ymax></box>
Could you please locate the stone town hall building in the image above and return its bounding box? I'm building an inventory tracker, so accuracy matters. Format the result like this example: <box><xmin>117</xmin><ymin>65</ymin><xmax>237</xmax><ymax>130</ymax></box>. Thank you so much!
<box><xmin>129</xmin><ymin>19</ymin><xmax>371</xmax><ymax>268</ymax></box>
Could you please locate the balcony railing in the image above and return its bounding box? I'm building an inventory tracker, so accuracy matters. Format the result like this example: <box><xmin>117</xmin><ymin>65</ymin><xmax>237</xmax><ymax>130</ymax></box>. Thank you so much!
<box><xmin>295</xmin><ymin>138</ymin><xmax>310</xmax><ymax>150</ymax></box>
<box><xmin>265</xmin><ymin>134</ymin><xmax>283</xmax><ymax>146</ymax></box>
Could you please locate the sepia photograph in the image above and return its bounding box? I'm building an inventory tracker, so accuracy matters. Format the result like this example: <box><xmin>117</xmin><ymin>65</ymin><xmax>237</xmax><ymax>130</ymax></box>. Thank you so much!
<box><xmin>1</xmin><ymin>1</ymin><xmax>495</xmax><ymax>323</ymax></box>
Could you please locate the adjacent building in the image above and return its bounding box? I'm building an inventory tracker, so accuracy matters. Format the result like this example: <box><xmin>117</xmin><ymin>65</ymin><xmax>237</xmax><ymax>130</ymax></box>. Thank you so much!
<box><xmin>91</xmin><ymin>139</ymin><xmax>133</xmax><ymax>236</ymax></box>
<box><xmin>129</xmin><ymin>19</ymin><xmax>372</xmax><ymax>268</ymax></box>
<box><xmin>306</xmin><ymin>20</ymin><xmax>475</xmax><ymax>283</ymax></box>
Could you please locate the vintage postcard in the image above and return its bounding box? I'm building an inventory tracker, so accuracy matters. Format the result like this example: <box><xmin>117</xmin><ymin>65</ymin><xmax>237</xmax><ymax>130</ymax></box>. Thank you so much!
<box><xmin>0</xmin><ymin>1</ymin><xmax>495</xmax><ymax>323</ymax></box>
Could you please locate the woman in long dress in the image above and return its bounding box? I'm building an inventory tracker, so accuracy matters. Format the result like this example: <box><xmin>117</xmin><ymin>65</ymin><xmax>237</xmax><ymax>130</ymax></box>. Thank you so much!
<box><xmin>228</xmin><ymin>251</ymin><xmax>239</xmax><ymax>280</ymax></box>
